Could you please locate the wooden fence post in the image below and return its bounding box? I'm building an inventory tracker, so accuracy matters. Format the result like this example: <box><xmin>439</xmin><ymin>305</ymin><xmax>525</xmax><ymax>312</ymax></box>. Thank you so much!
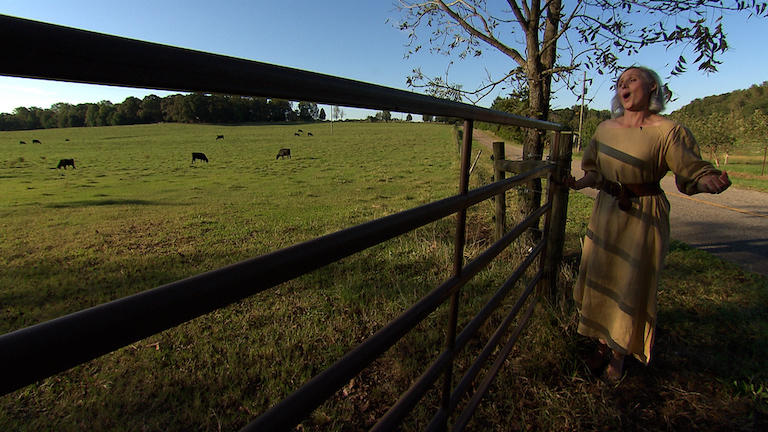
<box><xmin>542</xmin><ymin>131</ymin><xmax>573</xmax><ymax>304</ymax></box>
<box><xmin>492</xmin><ymin>142</ymin><xmax>506</xmax><ymax>242</ymax></box>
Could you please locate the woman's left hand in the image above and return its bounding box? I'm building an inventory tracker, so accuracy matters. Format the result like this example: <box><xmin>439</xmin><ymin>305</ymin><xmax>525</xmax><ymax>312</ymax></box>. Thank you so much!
<box><xmin>698</xmin><ymin>171</ymin><xmax>732</xmax><ymax>194</ymax></box>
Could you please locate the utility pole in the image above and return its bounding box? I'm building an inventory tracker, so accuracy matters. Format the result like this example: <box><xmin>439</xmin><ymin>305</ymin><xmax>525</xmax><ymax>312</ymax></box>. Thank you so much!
<box><xmin>577</xmin><ymin>70</ymin><xmax>586</xmax><ymax>150</ymax></box>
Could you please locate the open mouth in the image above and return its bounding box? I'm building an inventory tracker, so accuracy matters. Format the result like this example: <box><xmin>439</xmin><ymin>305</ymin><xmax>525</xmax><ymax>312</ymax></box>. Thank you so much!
<box><xmin>621</xmin><ymin>90</ymin><xmax>631</xmax><ymax>101</ymax></box>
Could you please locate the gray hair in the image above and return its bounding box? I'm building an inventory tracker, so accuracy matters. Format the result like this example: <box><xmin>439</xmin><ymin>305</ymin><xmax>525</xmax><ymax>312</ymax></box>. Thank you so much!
<box><xmin>610</xmin><ymin>66</ymin><xmax>668</xmax><ymax>118</ymax></box>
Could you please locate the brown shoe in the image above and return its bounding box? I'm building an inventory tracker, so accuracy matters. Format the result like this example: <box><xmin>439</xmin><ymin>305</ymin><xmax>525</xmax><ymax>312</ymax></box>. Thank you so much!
<box><xmin>603</xmin><ymin>351</ymin><xmax>625</xmax><ymax>383</ymax></box>
<box><xmin>585</xmin><ymin>342</ymin><xmax>610</xmax><ymax>374</ymax></box>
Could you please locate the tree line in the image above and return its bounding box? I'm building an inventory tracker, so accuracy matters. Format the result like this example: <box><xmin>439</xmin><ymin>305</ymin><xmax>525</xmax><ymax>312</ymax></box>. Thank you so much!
<box><xmin>668</xmin><ymin>81</ymin><xmax>768</xmax><ymax>165</ymax></box>
<box><xmin>0</xmin><ymin>93</ymin><xmax>327</xmax><ymax>131</ymax></box>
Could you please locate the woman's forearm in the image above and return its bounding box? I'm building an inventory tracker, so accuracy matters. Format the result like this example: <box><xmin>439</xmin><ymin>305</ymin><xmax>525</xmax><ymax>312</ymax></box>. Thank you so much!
<box><xmin>571</xmin><ymin>171</ymin><xmax>599</xmax><ymax>190</ymax></box>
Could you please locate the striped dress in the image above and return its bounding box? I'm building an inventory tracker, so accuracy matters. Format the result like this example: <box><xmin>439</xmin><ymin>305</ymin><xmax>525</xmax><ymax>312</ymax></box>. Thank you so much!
<box><xmin>574</xmin><ymin>119</ymin><xmax>720</xmax><ymax>364</ymax></box>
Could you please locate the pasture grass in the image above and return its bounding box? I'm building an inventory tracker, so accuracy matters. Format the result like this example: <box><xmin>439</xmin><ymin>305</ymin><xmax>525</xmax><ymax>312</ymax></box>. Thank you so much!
<box><xmin>1</xmin><ymin>123</ymin><xmax>766</xmax><ymax>431</ymax></box>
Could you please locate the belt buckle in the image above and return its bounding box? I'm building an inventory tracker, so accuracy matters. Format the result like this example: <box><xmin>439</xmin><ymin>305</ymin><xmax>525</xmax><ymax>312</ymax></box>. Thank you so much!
<box><xmin>609</xmin><ymin>181</ymin><xmax>623</xmax><ymax>197</ymax></box>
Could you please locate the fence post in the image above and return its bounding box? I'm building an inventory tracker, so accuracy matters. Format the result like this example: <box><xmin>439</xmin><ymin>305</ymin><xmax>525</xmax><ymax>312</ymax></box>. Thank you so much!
<box><xmin>455</xmin><ymin>127</ymin><xmax>463</xmax><ymax>154</ymax></box>
<box><xmin>541</xmin><ymin>131</ymin><xmax>572</xmax><ymax>304</ymax></box>
<box><xmin>492</xmin><ymin>142</ymin><xmax>506</xmax><ymax>242</ymax></box>
<box><xmin>438</xmin><ymin>119</ymin><xmax>473</xmax><ymax>430</ymax></box>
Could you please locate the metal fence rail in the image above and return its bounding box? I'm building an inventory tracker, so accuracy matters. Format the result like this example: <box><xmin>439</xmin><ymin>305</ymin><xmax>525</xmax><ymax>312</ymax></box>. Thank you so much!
<box><xmin>0</xmin><ymin>14</ymin><xmax>566</xmax><ymax>131</ymax></box>
<box><xmin>0</xmin><ymin>14</ymin><xmax>573</xmax><ymax>431</ymax></box>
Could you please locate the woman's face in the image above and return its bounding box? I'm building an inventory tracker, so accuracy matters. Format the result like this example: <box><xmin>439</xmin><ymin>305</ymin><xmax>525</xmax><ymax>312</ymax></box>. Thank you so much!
<box><xmin>617</xmin><ymin>68</ymin><xmax>656</xmax><ymax>113</ymax></box>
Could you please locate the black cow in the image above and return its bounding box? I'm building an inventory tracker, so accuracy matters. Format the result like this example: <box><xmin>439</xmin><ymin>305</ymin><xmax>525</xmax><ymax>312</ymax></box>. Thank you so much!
<box><xmin>294</xmin><ymin>132</ymin><xmax>301</xmax><ymax>136</ymax></box>
<box><xmin>192</xmin><ymin>152</ymin><xmax>209</xmax><ymax>163</ymax></box>
<box><xmin>32</xmin><ymin>139</ymin><xmax>41</xmax><ymax>144</ymax></box>
<box><xmin>65</xmin><ymin>138</ymin><xmax>70</xmax><ymax>142</ymax></box>
<box><xmin>57</xmin><ymin>159</ymin><xmax>75</xmax><ymax>169</ymax></box>
<box><xmin>19</xmin><ymin>140</ymin><xmax>26</xmax><ymax>145</ymax></box>
<box><xmin>276</xmin><ymin>148</ymin><xmax>291</xmax><ymax>159</ymax></box>
<box><xmin>216</xmin><ymin>135</ymin><xmax>224</xmax><ymax>140</ymax></box>
<box><xmin>297</xmin><ymin>129</ymin><xmax>303</xmax><ymax>133</ymax></box>
<box><xmin>307</xmin><ymin>132</ymin><xmax>313</xmax><ymax>136</ymax></box>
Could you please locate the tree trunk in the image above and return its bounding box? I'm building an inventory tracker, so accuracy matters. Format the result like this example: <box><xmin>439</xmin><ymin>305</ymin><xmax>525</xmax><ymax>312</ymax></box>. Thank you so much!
<box><xmin>520</xmin><ymin>0</ymin><xmax>561</xmax><ymax>219</ymax></box>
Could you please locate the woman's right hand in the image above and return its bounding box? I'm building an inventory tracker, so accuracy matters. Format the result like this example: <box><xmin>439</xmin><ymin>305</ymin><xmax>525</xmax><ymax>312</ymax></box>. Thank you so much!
<box><xmin>569</xmin><ymin>171</ymin><xmax>599</xmax><ymax>190</ymax></box>
<box><xmin>697</xmin><ymin>171</ymin><xmax>731</xmax><ymax>194</ymax></box>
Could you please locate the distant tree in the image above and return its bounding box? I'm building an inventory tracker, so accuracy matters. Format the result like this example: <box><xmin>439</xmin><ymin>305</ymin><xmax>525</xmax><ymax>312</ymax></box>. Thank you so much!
<box><xmin>186</xmin><ymin>93</ymin><xmax>209</xmax><ymax>123</ymax></box>
<box><xmin>115</xmin><ymin>96</ymin><xmax>141</xmax><ymax>125</ymax></box>
<box><xmin>0</xmin><ymin>113</ymin><xmax>23</xmax><ymax>130</ymax></box>
<box><xmin>685</xmin><ymin>112</ymin><xmax>738</xmax><ymax>167</ymax></box>
<box><xmin>161</xmin><ymin>95</ymin><xmax>184</xmax><ymax>123</ymax></box>
<box><xmin>319</xmin><ymin>107</ymin><xmax>326</xmax><ymax>121</ymax></box>
<box><xmin>297</xmin><ymin>101</ymin><xmax>319</xmax><ymax>121</ymax></box>
<box><xmin>746</xmin><ymin>109</ymin><xmax>768</xmax><ymax>154</ymax></box>
<box><xmin>379</xmin><ymin>110</ymin><xmax>392</xmax><ymax>122</ymax></box>
<box><xmin>96</xmin><ymin>101</ymin><xmax>116</xmax><ymax>126</ymax></box>
<box><xmin>139</xmin><ymin>95</ymin><xmax>163</xmax><ymax>123</ymax></box>
<box><xmin>37</xmin><ymin>106</ymin><xmax>57</xmax><ymax>129</ymax></box>
<box><xmin>85</xmin><ymin>104</ymin><xmax>99</xmax><ymax>127</ymax></box>
<box><xmin>206</xmin><ymin>94</ymin><xmax>231</xmax><ymax>123</ymax></box>
<box><xmin>13</xmin><ymin>107</ymin><xmax>41</xmax><ymax>130</ymax></box>
<box><xmin>422</xmin><ymin>114</ymin><xmax>433</xmax><ymax>122</ymax></box>
<box><xmin>230</xmin><ymin>96</ymin><xmax>256</xmax><ymax>122</ymax></box>
<box><xmin>332</xmin><ymin>105</ymin><xmax>345</xmax><ymax>121</ymax></box>
<box><xmin>406</xmin><ymin>113</ymin><xmax>413</xmax><ymax>121</ymax></box>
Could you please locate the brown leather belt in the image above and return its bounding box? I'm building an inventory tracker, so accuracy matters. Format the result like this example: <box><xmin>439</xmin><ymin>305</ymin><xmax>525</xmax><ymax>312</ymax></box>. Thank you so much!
<box><xmin>600</xmin><ymin>180</ymin><xmax>663</xmax><ymax>211</ymax></box>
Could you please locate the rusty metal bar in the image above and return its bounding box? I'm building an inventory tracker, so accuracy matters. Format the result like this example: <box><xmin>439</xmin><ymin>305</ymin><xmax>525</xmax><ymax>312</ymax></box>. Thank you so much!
<box><xmin>0</xmin><ymin>166</ymin><xmax>548</xmax><ymax>396</ymax></box>
<box><xmin>492</xmin><ymin>142</ymin><xmax>506</xmax><ymax>242</ymax></box>
<box><xmin>438</xmin><ymin>120</ymin><xmax>474</xmax><ymax>430</ymax></box>
<box><xmin>452</xmin><ymin>297</ymin><xmax>539</xmax><ymax>432</ymax></box>
<box><xmin>448</xmin><ymin>255</ymin><xmax>544</xmax><ymax>411</ymax></box>
<box><xmin>0</xmin><ymin>14</ymin><xmax>566</xmax><ymax>131</ymax></box>
<box><xmin>494</xmin><ymin>159</ymin><xmax>551</xmax><ymax>174</ymax></box>
<box><xmin>370</xmin><ymin>206</ymin><xmax>549</xmax><ymax>432</ymax></box>
<box><xmin>243</xmin><ymin>202</ymin><xmax>551</xmax><ymax>431</ymax></box>
<box><xmin>425</xmin><ymin>271</ymin><xmax>541</xmax><ymax>432</ymax></box>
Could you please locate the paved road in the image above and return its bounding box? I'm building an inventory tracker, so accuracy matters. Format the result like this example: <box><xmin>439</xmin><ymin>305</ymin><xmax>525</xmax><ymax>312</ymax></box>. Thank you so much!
<box><xmin>473</xmin><ymin>130</ymin><xmax>768</xmax><ymax>276</ymax></box>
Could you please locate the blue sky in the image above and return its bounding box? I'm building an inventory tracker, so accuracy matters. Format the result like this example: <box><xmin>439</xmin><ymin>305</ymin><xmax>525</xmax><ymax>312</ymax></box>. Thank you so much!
<box><xmin>1</xmin><ymin>1</ymin><xmax>767</xmax><ymax>118</ymax></box>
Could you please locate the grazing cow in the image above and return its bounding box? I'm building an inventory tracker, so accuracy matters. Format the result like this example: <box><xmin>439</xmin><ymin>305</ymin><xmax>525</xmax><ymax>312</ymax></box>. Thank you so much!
<box><xmin>65</xmin><ymin>138</ymin><xmax>70</xmax><ymax>142</ymax></box>
<box><xmin>192</xmin><ymin>152</ymin><xmax>209</xmax><ymax>163</ymax></box>
<box><xmin>297</xmin><ymin>129</ymin><xmax>303</xmax><ymax>133</ymax></box>
<box><xmin>307</xmin><ymin>132</ymin><xmax>313</xmax><ymax>136</ymax></box>
<box><xmin>57</xmin><ymin>158</ymin><xmax>75</xmax><ymax>169</ymax></box>
<box><xmin>276</xmin><ymin>148</ymin><xmax>291</xmax><ymax>159</ymax></box>
<box><xmin>294</xmin><ymin>132</ymin><xmax>301</xmax><ymax>136</ymax></box>
<box><xmin>216</xmin><ymin>135</ymin><xmax>224</xmax><ymax>140</ymax></box>
<box><xmin>32</xmin><ymin>139</ymin><xmax>41</xmax><ymax>144</ymax></box>
<box><xmin>19</xmin><ymin>140</ymin><xmax>26</xmax><ymax>144</ymax></box>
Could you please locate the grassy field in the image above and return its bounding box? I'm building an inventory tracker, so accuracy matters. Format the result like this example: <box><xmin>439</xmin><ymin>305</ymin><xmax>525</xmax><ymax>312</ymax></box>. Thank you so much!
<box><xmin>1</xmin><ymin>122</ymin><xmax>766</xmax><ymax>431</ymax></box>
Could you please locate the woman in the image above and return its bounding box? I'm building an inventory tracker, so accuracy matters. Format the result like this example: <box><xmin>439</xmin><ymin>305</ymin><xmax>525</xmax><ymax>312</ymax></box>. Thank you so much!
<box><xmin>568</xmin><ymin>66</ymin><xmax>731</xmax><ymax>381</ymax></box>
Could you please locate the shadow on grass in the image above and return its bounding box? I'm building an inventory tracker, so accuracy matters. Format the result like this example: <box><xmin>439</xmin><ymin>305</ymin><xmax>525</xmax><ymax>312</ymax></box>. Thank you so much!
<box><xmin>44</xmin><ymin>199</ymin><xmax>176</xmax><ymax>208</ymax></box>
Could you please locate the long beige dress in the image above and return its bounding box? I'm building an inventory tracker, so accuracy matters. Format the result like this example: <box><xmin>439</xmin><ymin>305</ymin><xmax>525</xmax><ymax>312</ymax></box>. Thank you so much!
<box><xmin>574</xmin><ymin>120</ymin><xmax>720</xmax><ymax>364</ymax></box>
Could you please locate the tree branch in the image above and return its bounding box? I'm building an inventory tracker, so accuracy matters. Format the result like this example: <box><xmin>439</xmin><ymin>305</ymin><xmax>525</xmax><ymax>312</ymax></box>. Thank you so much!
<box><xmin>436</xmin><ymin>0</ymin><xmax>527</xmax><ymax>66</ymax></box>
<box><xmin>507</xmin><ymin>0</ymin><xmax>530</xmax><ymax>29</ymax></box>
